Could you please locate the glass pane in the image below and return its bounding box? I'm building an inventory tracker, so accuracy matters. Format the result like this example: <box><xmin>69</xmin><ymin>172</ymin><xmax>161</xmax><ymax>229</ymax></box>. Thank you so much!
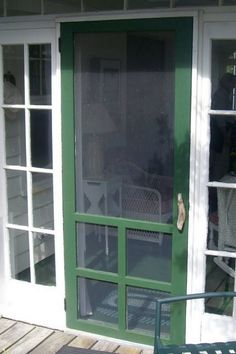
<box><xmin>77</xmin><ymin>223</ymin><xmax>118</xmax><ymax>273</ymax></box>
<box><xmin>128</xmin><ymin>0</ymin><xmax>170</xmax><ymax>9</ymax></box>
<box><xmin>3</xmin><ymin>45</ymin><xmax>24</xmax><ymax>104</ymax></box>
<box><xmin>211</xmin><ymin>41</ymin><xmax>236</xmax><ymax>111</ymax></box>
<box><xmin>32</xmin><ymin>173</ymin><xmax>54</xmax><ymax>229</ymax></box>
<box><xmin>75</xmin><ymin>32</ymin><xmax>174</xmax><ymax>223</ymax></box>
<box><xmin>0</xmin><ymin>0</ymin><xmax>4</xmax><ymax>16</ymax></box>
<box><xmin>29</xmin><ymin>44</ymin><xmax>51</xmax><ymax>105</ymax></box>
<box><xmin>9</xmin><ymin>229</ymin><xmax>30</xmax><ymax>282</ymax></box>
<box><xmin>7</xmin><ymin>170</ymin><xmax>28</xmax><ymax>225</ymax></box>
<box><xmin>175</xmin><ymin>0</ymin><xmax>218</xmax><ymax>5</ymax></box>
<box><xmin>77</xmin><ymin>278</ymin><xmax>118</xmax><ymax>327</ymax></box>
<box><xmin>30</xmin><ymin>110</ymin><xmax>52</xmax><ymax>168</ymax></box>
<box><xmin>205</xmin><ymin>256</ymin><xmax>234</xmax><ymax>316</ymax></box>
<box><xmin>6</xmin><ymin>0</ymin><xmax>41</xmax><ymax>15</ymax></box>
<box><xmin>44</xmin><ymin>0</ymin><xmax>81</xmax><ymax>14</ymax></box>
<box><xmin>84</xmin><ymin>0</ymin><xmax>123</xmax><ymax>11</ymax></box>
<box><xmin>223</xmin><ymin>0</ymin><xmax>236</xmax><ymax>4</ymax></box>
<box><xmin>5</xmin><ymin>109</ymin><xmax>26</xmax><ymax>166</ymax></box>
<box><xmin>127</xmin><ymin>230</ymin><xmax>171</xmax><ymax>282</ymax></box>
<box><xmin>127</xmin><ymin>286</ymin><xmax>170</xmax><ymax>337</ymax></box>
<box><xmin>33</xmin><ymin>233</ymin><xmax>55</xmax><ymax>285</ymax></box>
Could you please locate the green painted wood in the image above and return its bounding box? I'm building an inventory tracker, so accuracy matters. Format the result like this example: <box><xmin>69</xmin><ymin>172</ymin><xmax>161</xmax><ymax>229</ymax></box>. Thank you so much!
<box><xmin>61</xmin><ymin>16</ymin><xmax>193</xmax><ymax>345</ymax></box>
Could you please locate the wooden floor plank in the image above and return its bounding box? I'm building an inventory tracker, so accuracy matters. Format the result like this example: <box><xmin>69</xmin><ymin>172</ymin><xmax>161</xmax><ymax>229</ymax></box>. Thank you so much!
<box><xmin>28</xmin><ymin>330</ymin><xmax>76</xmax><ymax>354</ymax></box>
<box><xmin>115</xmin><ymin>346</ymin><xmax>141</xmax><ymax>354</ymax></box>
<box><xmin>141</xmin><ymin>349</ymin><xmax>154</xmax><ymax>354</ymax></box>
<box><xmin>0</xmin><ymin>322</ymin><xmax>34</xmax><ymax>353</ymax></box>
<box><xmin>68</xmin><ymin>335</ymin><xmax>97</xmax><ymax>349</ymax></box>
<box><xmin>0</xmin><ymin>318</ymin><xmax>16</xmax><ymax>334</ymax></box>
<box><xmin>4</xmin><ymin>326</ymin><xmax>53</xmax><ymax>354</ymax></box>
<box><xmin>91</xmin><ymin>340</ymin><xmax>119</xmax><ymax>352</ymax></box>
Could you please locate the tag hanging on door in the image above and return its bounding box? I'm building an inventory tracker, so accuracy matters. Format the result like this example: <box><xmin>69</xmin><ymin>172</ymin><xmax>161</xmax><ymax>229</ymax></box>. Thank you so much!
<box><xmin>177</xmin><ymin>193</ymin><xmax>186</xmax><ymax>231</ymax></box>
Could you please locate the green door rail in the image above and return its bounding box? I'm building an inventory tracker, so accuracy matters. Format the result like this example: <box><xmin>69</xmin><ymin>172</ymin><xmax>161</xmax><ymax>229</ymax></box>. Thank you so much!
<box><xmin>154</xmin><ymin>291</ymin><xmax>236</xmax><ymax>354</ymax></box>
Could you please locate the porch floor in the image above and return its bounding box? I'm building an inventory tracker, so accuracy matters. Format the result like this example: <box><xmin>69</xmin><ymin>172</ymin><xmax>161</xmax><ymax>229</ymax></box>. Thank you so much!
<box><xmin>0</xmin><ymin>317</ymin><xmax>153</xmax><ymax>354</ymax></box>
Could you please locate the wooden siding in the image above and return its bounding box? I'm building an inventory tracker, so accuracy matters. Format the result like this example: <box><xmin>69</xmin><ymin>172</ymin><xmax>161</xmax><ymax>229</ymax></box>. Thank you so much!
<box><xmin>0</xmin><ymin>317</ymin><xmax>153</xmax><ymax>354</ymax></box>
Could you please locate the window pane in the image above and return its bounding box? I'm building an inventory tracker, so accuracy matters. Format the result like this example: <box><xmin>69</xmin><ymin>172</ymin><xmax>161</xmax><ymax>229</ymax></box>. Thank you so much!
<box><xmin>127</xmin><ymin>230</ymin><xmax>171</xmax><ymax>282</ymax></box>
<box><xmin>127</xmin><ymin>286</ymin><xmax>170</xmax><ymax>337</ymax></box>
<box><xmin>5</xmin><ymin>109</ymin><xmax>26</xmax><ymax>166</ymax></box>
<box><xmin>175</xmin><ymin>0</ymin><xmax>218</xmax><ymax>5</ymax></box>
<box><xmin>128</xmin><ymin>0</ymin><xmax>170</xmax><ymax>9</ymax></box>
<box><xmin>77</xmin><ymin>278</ymin><xmax>118</xmax><ymax>327</ymax></box>
<box><xmin>205</xmin><ymin>256</ymin><xmax>234</xmax><ymax>316</ymax></box>
<box><xmin>75</xmin><ymin>32</ymin><xmax>174</xmax><ymax>223</ymax></box>
<box><xmin>3</xmin><ymin>45</ymin><xmax>24</xmax><ymax>104</ymax></box>
<box><xmin>7</xmin><ymin>170</ymin><xmax>28</xmax><ymax>226</ymax></box>
<box><xmin>32</xmin><ymin>173</ymin><xmax>54</xmax><ymax>229</ymax></box>
<box><xmin>30</xmin><ymin>110</ymin><xmax>52</xmax><ymax>168</ymax></box>
<box><xmin>6</xmin><ymin>0</ymin><xmax>41</xmax><ymax>15</ymax></box>
<box><xmin>0</xmin><ymin>0</ymin><xmax>4</xmax><ymax>16</ymax></box>
<box><xmin>9</xmin><ymin>229</ymin><xmax>30</xmax><ymax>282</ymax></box>
<box><xmin>84</xmin><ymin>0</ymin><xmax>123</xmax><ymax>11</ymax></box>
<box><xmin>33</xmin><ymin>233</ymin><xmax>55</xmax><ymax>286</ymax></box>
<box><xmin>44</xmin><ymin>0</ymin><xmax>81</xmax><ymax>14</ymax></box>
<box><xmin>77</xmin><ymin>223</ymin><xmax>118</xmax><ymax>273</ymax></box>
<box><xmin>29</xmin><ymin>44</ymin><xmax>51</xmax><ymax>105</ymax></box>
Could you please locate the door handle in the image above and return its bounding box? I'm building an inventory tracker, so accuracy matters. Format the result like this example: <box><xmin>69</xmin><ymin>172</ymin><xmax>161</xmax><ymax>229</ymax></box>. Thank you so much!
<box><xmin>177</xmin><ymin>193</ymin><xmax>186</xmax><ymax>231</ymax></box>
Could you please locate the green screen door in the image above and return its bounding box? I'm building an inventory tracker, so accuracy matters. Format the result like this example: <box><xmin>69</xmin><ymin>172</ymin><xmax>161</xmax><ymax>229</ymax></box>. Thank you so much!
<box><xmin>61</xmin><ymin>18</ymin><xmax>192</xmax><ymax>345</ymax></box>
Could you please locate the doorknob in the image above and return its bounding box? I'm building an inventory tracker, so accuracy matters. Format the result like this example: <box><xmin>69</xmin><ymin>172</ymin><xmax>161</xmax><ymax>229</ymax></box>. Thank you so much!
<box><xmin>177</xmin><ymin>193</ymin><xmax>186</xmax><ymax>231</ymax></box>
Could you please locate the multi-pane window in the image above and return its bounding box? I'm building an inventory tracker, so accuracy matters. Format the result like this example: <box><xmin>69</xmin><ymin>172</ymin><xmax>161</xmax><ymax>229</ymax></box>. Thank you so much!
<box><xmin>3</xmin><ymin>43</ymin><xmax>55</xmax><ymax>286</ymax></box>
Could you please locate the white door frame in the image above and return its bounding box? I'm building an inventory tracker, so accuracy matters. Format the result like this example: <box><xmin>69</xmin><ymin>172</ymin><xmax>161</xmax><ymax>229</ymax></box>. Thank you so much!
<box><xmin>0</xmin><ymin>23</ymin><xmax>65</xmax><ymax>329</ymax></box>
<box><xmin>186</xmin><ymin>16</ymin><xmax>236</xmax><ymax>343</ymax></box>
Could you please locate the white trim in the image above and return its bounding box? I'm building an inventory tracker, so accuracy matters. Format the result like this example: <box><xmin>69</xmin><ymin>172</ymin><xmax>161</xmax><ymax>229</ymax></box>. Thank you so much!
<box><xmin>56</xmin><ymin>9</ymin><xmax>198</xmax><ymax>23</ymax></box>
<box><xmin>0</xmin><ymin>26</ymin><xmax>65</xmax><ymax>329</ymax></box>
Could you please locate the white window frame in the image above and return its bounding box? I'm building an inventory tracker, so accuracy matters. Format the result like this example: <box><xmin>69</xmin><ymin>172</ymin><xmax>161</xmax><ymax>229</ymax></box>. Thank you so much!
<box><xmin>0</xmin><ymin>24</ymin><xmax>65</xmax><ymax>329</ymax></box>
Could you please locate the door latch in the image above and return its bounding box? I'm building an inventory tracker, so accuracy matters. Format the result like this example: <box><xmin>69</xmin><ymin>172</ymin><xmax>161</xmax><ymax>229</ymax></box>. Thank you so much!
<box><xmin>177</xmin><ymin>193</ymin><xmax>186</xmax><ymax>231</ymax></box>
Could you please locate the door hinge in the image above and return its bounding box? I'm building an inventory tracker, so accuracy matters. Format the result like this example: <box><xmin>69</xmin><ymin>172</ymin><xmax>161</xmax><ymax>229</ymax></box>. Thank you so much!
<box><xmin>58</xmin><ymin>37</ymin><xmax>61</xmax><ymax>53</ymax></box>
<box><xmin>64</xmin><ymin>298</ymin><xmax>66</xmax><ymax>311</ymax></box>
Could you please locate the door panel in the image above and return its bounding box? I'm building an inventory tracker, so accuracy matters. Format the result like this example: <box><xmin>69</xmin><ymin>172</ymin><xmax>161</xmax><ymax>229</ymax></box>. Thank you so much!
<box><xmin>61</xmin><ymin>18</ymin><xmax>192</xmax><ymax>345</ymax></box>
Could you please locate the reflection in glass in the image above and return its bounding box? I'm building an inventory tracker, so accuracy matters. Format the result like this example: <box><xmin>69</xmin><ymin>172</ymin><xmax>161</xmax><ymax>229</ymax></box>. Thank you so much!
<box><xmin>44</xmin><ymin>0</ymin><xmax>81</xmax><ymax>13</ymax></box>
<box><xmin>205</xmin><ymin>256</ymin><xmax>234</xmax><ymax>316</ymax></box>
<box><xmin>5</xmin><ymin>109</ymin><xmax>26</xmax><ymax>166</ymax></box>
<box><xmin>32</xmin><ymin>173</ymin><xmax>54</xmax><ymax>229</ymax></box>
<box><xmin>75</xmin><ymin>32</ymin><xmax>174</xmax><ymax>223</ymax></box>
<box><xmin>175</xmin><ymin>0</ymin><xmax>217</xmax><ymax>5</ymax></box>
<box><xmin>7</xmin><ymin>0</ymin><xmax>40</xmax><ymax>15</ymax></box>
<box><xmin>7</xmin><ymin>170</ymin><xmax>28</xmax><ymax>225</ymax></box>
<box><xmin>0</xmin><ymin>0</ymin><xmax>3</xmax><ymax>16</ymax></box>
<box><xmin>84</xmin><ymin>0</ymin><xmax>123</xmax><ymax>11</ymax></box>
<box><xmin>9</xmin><ymin>229</ymin><xmax>30</xmax><ymax>282</ymax></box>
<box><xmin>128</xmin><ymin>0</ymin><xmax>170</xmax><ymax>9</ymax></box>
<box><xmin>127</xmin><ymin>286</ymin><xmax>170</xmax><ymax>337</ymax></box>
<box><xmin>3</xmin><ymin>45</ymin><xmax>24</xmax><ymax>104</ymax></box>
<box><xmin>78</xmin><ymin>278</ymin><xmax>118</xmax><ymax>327</ymax></box>
<box><xmin>77</xmin><ymin>223</ymin><xmax>118</xmax><ymax>273</ymax></box>
<box><xmin>30</xmin><ymin>110</ymin><xmax>52</xmax><ymax>168</ymax></box>
<box><xmin>33</xmin><ymin>233</ymin><xmax>55</xmax><ymax>285</ymax></box>
<box><xmin>29</xmin><ymin>44</ymin><xmax>51</xmax><ymax>105</ymax></box>
<box><xmin>127</xmin><ymin>230</ymin><xmax>171</xmax><ymax>282</ymax></box>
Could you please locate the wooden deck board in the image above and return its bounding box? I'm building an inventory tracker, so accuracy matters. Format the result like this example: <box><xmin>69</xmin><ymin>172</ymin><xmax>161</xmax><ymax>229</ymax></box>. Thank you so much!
<box><xmin>30</xmin><ymin>330</ymin><xmax>76</xmax><ymax>354</ymax></box>
<box><xmin>91</xmin><ymin>340</ymin><xmax>120</xmax><ymax>352</ymax></box>
<box><xmin>0</xmin><ymin>322</ymin><xmax>34</xmax><ymax>352</ymax></box>
<box><xmin>4</xmin><ymin>326</ymin><xmax>53</xmax><ymax>354</ymax></box>
<box><xmin>0</xmin><ymin>318</ymin><xmax>153</xmax><ymax>354</ymax></box>
<box><xmin>115</xmin><ymin>345</ymin><xmax>142</xmax><ymax>354</ymax></box>
<box><xmin>0</xmin><ymin>318</ymin><xmax>16</xmax><ymax>334</ymax></box>
<box><xmin>68</xmin><ymin>335</ymin><xmax>97</xmax><ymax>349</ymax></box>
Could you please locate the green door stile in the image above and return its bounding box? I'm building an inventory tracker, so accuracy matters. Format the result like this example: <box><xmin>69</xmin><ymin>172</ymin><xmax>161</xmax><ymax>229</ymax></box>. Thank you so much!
<box><xmin>61</xmin><ymin>17</ymin><xmax>193</xmax><ymax>345</ymax></box>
